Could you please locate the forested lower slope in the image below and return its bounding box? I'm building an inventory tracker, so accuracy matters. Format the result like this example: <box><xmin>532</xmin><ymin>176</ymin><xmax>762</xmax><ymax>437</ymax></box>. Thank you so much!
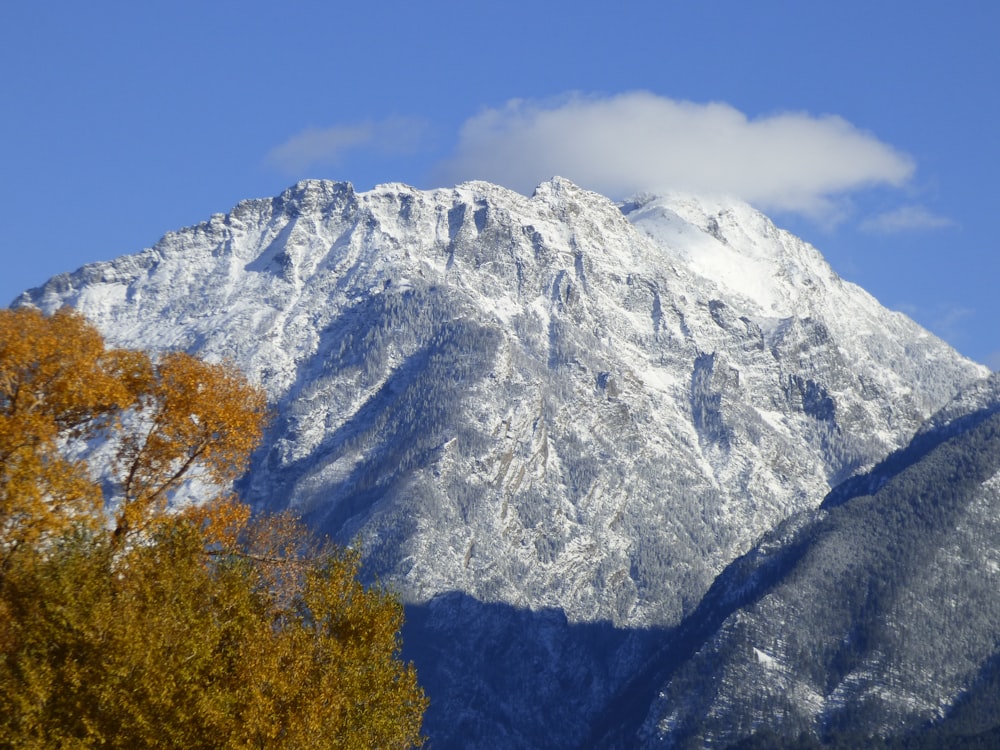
<box><xmin>640</xmin><ymin>374</ymin><xmax>1000</xmax><ymax>748</ymax></box>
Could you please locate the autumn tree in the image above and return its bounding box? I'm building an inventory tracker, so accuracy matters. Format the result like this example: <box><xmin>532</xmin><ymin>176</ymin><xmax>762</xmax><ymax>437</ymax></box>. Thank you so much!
<box><xmin>0</xmin><ymin>307</ymin><xmax>426</xmax><ymax>749</ymax></box>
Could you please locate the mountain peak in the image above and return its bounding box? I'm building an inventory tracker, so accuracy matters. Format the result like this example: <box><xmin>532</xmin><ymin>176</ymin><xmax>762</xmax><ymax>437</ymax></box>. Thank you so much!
<box><xmin>530</xmin><ymin>175</ymin><xmax>624</xmax><ymax>214</ymax></box>
<box><xmin>530</xmin><ymin>174</ymin><xmax>590</xmax><ymax>196</ymax></box>
<box><xmin>270</xmin><ymin>178</ymin><xmax>356</xmax><ymax>216</ymax></box>
<box><xmin>622</xmin><ymin>191</ymin><xmax>841</xmax><ymax>319</ymax></box>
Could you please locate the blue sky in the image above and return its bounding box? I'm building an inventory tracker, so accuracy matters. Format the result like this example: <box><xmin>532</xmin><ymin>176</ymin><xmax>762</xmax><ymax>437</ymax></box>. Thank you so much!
<box><xmin>2</xmin><ymin>1</ymin><xmax>998</xmax><ymax>367</ymax></box>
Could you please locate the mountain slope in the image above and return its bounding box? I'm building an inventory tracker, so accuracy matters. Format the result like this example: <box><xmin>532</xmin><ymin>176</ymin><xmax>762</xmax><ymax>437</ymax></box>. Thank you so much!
<box><xmin>17</xmin><ymin>178</ymin><xmax>988</xmax><ymax>746</ymax></box>
<box><xmin>638</xmin><ymin>374</ymin><xmax>1000</xmax><ymax>748</ymax></box>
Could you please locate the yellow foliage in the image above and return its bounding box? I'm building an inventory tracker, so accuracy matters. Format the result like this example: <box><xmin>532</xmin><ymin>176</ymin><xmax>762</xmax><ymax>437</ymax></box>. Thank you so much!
<box><xmin>114</xmin><ymin>350</ymin><xmax>269</xmax><ymax>539</ymax></box>
<box><xmin>0</xmin><ymin>307</ymin><xmax>145</xmax><ymax>559</ymax></box>
<box><xmin>0</xmin><ymin>306</ymin><xmax>269</xmax><ymax>556</ymax></box>
<box><xmin>0</xmin><ymin>307</ymin><xmax>427</xmax><ymax>749</ymax></box>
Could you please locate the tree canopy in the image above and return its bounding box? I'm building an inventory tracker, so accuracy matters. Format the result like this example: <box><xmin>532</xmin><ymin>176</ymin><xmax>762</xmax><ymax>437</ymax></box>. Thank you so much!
<box><xmin>0</xmin><ymin>307</ymin><xmax>426</xmax><ymax>749</ymax></box>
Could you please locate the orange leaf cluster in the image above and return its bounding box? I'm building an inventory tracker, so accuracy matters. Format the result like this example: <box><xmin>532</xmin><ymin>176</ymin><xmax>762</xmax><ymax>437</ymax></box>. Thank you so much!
<box><xmin>0</xmin><ymin>307</ymin><xmax>426</xmax><ymax>748</ymax></box>
<box><xmin>0</xmin><ymin>307</ymin><xmax>145</xmax><ymax>559</ymax></box>
<box><xmin>0</xmin><ymin>306</ymin><xmax>269</xmax><ymax>558</ymax></box>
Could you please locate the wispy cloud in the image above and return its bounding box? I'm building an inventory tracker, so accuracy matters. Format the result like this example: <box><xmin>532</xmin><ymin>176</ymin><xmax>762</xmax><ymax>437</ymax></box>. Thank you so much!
<box><xmin>266</xmin><ymin>125</ymin><xmax>372</xmax><ymax>174</ymax></box>
<box><xmin>266</xmin><ymin>117</ymin><xmax>430</xmax><ymax>175</ymax></box>
<box><xmin>435</xmin><ymin>92</ymin><xmax>915</xmax><ymax>221</ymax></box>
<box><xmin>898</xmin><ymin>301</ymin><xmax>976</xmax><ymax>348</ymax></box>
<box><xmin>933</xmin><ymin>304</ymin><xmax>975</xmax><ymax>338</ymax></box>
<box><xmin>860</xmin><ymin>205</ymin><xmax>956</xmax><ymax>234</ymax></box>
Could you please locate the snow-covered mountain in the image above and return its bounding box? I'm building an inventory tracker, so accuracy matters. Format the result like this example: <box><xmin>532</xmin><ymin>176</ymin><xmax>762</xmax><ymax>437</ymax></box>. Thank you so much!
<box><xmin>17</xmin><ymin>178</ymin><xmax>989</xmax><ymax>747</ymax></box>
<box><xmin>638</xmin><ymin>373</ymin><xmax>1000</xmax><ymax>748</ymax></box>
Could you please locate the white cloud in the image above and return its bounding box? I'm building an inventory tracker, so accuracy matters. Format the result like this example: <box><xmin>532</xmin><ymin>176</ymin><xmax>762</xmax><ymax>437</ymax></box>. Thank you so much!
<box><xmin>266</xmin><ymin>125</ymin><xmax>373</xmax><ymax>174</ymax></box>
<box><xmin>860</xmin><ymin>205</ymin><xmax>956</xmax><ymax>234</ymax></box>
<box><xmin>435</xmin><ymin>92</ymin><xmax>915</xmax><ymax>220</ymax></box>
<box><xmin>266</xmin><ymin>117</ymin><xmax>429</xmax><ymax>174</ymax></box>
